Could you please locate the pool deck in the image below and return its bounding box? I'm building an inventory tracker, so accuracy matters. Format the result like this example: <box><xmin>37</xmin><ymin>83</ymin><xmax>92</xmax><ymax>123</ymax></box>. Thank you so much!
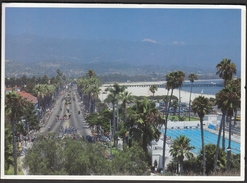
<box><xmin>204</xmin><ymin>127</ymin><xmax>241</xmax><ymax>144</ymax></box>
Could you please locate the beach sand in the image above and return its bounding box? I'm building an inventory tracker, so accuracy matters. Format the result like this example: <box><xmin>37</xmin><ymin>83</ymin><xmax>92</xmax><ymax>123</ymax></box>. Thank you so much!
<box><xmin>100</xmin><ymin>86</ymin><xmax>215</xmax><ymax>104</ymax></box>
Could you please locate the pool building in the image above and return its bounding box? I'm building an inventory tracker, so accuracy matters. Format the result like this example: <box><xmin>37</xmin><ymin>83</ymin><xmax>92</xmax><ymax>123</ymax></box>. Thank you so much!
<box><xmin>148</xmin><ymin>115</ymin><xmax>241</xmax><ymax>169</ymax></box>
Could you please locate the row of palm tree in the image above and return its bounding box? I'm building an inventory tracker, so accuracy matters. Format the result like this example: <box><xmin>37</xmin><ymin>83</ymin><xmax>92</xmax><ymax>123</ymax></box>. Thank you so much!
<box><xmin>104</xmin><ymin>83</ymin><xmax>130</xmax><ymax>148</ymax></box>
<box><xmin>33</xmin><ymin>84</ymin><xmax>55</xmax><ymax>118</ymax></box>
<box><xmin>76</xmin><ymin>70</ymin><xmax>101</xmax><ymax>113</ymax></box>
<box><xmin>214</xmin><ymin>58</ymin><xmax>239</xmax><ymax>173</ymax></box>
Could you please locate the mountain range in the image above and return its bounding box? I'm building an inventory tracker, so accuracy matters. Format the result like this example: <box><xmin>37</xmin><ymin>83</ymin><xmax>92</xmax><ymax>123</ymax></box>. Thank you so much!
<box><xmin>5</xmin><ymin>33</ymin><xmax>241</xmax><ymax>78</ymax></box>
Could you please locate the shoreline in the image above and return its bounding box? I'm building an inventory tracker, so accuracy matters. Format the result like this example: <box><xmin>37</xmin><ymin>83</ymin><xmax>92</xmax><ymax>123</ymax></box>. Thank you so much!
<box><xmin>100</xmin><ymin>86</ymin><xmax>215</xmax><ymax>104</ymax></box>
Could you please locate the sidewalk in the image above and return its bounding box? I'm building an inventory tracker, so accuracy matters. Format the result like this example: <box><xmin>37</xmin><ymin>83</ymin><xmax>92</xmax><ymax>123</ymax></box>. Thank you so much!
<box><xmin>20</xmin><ymin>141</ymin><xmax>33</xmax><ymax>175</ymax></box>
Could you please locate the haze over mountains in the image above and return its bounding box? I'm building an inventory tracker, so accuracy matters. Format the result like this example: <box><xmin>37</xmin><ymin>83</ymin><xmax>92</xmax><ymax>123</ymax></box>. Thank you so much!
<box><xmin>5</xmin><ymin>33</ymin><xmax>241</xmax><ymax>78</ymax></box>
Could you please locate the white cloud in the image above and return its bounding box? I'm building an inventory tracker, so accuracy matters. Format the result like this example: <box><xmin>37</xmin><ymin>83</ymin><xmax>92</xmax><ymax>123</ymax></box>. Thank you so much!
<box><xmin>142</xmin><ymin>39</ymin><xmax>158</xmax><ymax>44</ymax></box>
<box><xmin>172</xmin><ymin>41</ymin><xmax>186</xmax><ymax>45</ymax></box>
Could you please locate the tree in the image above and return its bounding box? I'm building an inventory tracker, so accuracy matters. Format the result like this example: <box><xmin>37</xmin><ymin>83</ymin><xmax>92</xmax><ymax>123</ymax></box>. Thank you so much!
<box><xmin>216</xmin><ymin>58</ymin><xmax>237</xmax><ymax>156</ymax></box>
<box><xmin>197</xmin><ymin>144</ymin><xmax>226</xmax><ymax>175</ymax></box>
<box><xmin>162</xmin><ymin>70</ymin><xmax>182</xmax><ymax>172</ymax></box>
<box><xmin>172</xmin><ymin>100</ymin><xmax>178</xmax><ymax>116</ymax></box>
<box><xmin>192</xmin><ymin>96</ymin><xmax>212</xmax><ymax>175</ymax></box>
<box><xmin>5</xmin><ymin>91</ymin><xmax>28</xmax><ymax>175</ymax></box>
<box><xmin>188</xmin><ymin>73</ymin><xmax>198</xmax><ymax>121</ymax></box>
<box><xmin>227</xmin><ymin>78</ymin><xmax>241</xmax><ymax>127</ymax></box>
<box><xmin>134</xmin><ymin>98</ymin><xmax>162</xmax><ymax>155</ymax></box>
<box><xmin>222</xmin><ymin>85</ymin><xmax>239</xmax><ymax>172</ymax></box>
<box><xmin>216</xmin><ymin>58</ymin><xmax>236</xmax><ymax>87</ymax></box>
<box><xmin>41</xmin><ymin>75</ymin><xmax>49</xmax><ymax>84</ymax></box>
<box><xmin>177</xmin><ymin>71</ymin><xmax>185</xmax><ymax>121</ymax></box>
<box><xmin>5</xmin><ymin>122</ymin><xmax>14</xmax><ymax>173</ymax></box>
<box><xmin>105</xmin><ymin>83</ymin><xmax>127</xmax><ymax>147</ymax></box>
<box><xmin>149</xmin><ymin>85</ymin><xmax>158</xmax><ymax>101</ymax></box>
<box><xmin>111</xmin><ymin>142</ymin><xmax>149</xmax><ymax>175</ymax></box>
<box><xmin>169</xmin><ymin>135</ymin><xmax>195</xmax><ymax>174</ymax></box>
<box><xmin>214</xmin><ymin>89</ymin><xmax>228</xmax><ymax>172</ymax></box>
<box><xmin>120</xmin><ymin>91</ymin><xmax>134</xmax><ymax>123</ymax></box>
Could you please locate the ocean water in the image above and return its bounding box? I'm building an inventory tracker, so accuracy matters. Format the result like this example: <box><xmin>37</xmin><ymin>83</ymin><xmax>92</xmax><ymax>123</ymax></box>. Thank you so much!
<box><xmin>181</xmin><ymin>79</ymin><xmax>224</xmax><ymax>95</ymax></box>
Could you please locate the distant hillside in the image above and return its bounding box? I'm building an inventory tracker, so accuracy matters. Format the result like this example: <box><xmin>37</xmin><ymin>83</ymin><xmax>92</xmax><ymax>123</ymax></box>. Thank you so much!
<box><xmin>5</xmin><ymin>33</ymin><xmax>241</xmax><ymax>77</ymax></box>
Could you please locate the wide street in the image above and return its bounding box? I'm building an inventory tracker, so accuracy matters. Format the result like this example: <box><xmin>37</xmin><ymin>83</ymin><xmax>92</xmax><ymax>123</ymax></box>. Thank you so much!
<box><xmin>39</xmin><ymin>86</ymin><xmax>91</xmax><ymax>137</ymax></box>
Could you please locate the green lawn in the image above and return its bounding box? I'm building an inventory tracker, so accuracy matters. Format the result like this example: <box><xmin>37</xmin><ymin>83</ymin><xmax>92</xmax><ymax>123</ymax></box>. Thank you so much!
<box><xmin>167</xmin><ymin>115</ymin><xmax>199</xmax><ymax>121</ymax></box>
<box><xmin>5</xmin><ymin>157</ymin><xmax>24</xmax><ymax>175</ymax></box>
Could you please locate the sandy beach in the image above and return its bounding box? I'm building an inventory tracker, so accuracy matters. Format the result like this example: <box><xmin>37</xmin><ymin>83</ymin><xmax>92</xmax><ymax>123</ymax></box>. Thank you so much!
<box><xmin>100</xmin><ymin>86</ymin><xmax>215</xmax><ymax>104</ymax></box>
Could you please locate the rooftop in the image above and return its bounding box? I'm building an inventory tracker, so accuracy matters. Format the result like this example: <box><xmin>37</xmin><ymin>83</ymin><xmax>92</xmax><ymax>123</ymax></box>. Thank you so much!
<box><xmin>16</xmin><ymin>91</ymin><xmax>38</xmax><ymax>105</ymax></box>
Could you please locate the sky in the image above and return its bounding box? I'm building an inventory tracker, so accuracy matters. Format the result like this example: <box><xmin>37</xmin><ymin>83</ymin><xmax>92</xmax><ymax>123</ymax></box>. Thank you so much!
<box><xmin>5</xmin><ymin>7</ymin><xmax>241</xmax><ymax>47</ymax></box>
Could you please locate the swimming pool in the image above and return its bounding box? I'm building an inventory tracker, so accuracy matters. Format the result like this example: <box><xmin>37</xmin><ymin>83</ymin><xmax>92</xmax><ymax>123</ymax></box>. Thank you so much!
<box><xmin>160</xmin><ymin>129</ymin><xmax>240</xmax><ymax>155</ymax></box>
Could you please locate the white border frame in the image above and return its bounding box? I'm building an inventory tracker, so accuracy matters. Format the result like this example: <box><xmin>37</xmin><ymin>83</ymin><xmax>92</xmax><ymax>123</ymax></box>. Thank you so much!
<box><xmin>1</xmin><ymin>3</ymin><xmax>246</xmax><ymax>181</ymax></box>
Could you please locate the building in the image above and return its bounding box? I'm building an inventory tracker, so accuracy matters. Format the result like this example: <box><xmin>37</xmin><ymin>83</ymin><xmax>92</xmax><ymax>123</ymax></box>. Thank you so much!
<box><xmin>148</xmin><ymin>137</ymin><xmax>173</xmax><ymax>169</ymax></box>
<box><xmin>16</xmin><ymin>91</ymin><xmax>38</xmax><ymax>110</ymax></box>
<box><xmin>5</xmin><ymin>85</ymin><xmax>21</xmax><ymax>93</ymax></box>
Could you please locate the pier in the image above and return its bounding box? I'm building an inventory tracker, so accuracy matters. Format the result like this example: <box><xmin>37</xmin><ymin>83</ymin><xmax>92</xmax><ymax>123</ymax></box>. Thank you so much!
<box><xmin>103</xmin><ymin>81</ymin><xmax>223</xmax><ymax>88</ymax></box>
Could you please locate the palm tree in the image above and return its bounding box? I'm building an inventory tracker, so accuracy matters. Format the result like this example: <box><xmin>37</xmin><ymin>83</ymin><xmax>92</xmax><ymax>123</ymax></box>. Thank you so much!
<box><xmin>33</xmin><ymin>84</ymin><xmax>43</xmax><ymax>118</ymax></box>
<box><xmin>81</xmin><ymin>79</ymin><xmax>90</xmax><ymax>112</ymax></box>
<box><xmin>134</xmin><ymin>98</ymin><xmax>161</xmax><ymax>154</ymax></box>
<box><xmin>104</xmin><ymin>92</ymin><xmax>117</xmax><ymax>147</ymax></box>
<box><xmin>216</xmin><ymin>58</ymin><xmax>236</xmax><ymax>156</ymax></box>
<box><xmin>120</xmin><ymin>91</ymin><xmax>134</xmax><ymax>123</ymax></box>
<box><xmin>5</xmin><ymin>91</ymin><xmax>28</xmax><ymax>175</ymax></box>
<box><xmin>172</xmin><ymin>100</ymin><xmax>178</xmax><ymax>116</ymax></box>
<box><xmin>90</xmin><ymin>84</ymin><xmax>101</xmax><ymax>113</ymax></box>
<box><xmin>216</xmin><ymin>58</ymin><xmax>236</xmax><ymax>87</ymax></box>
<box><xmin>169</xmin><ymin>135</ymin><xmax>195</xmax><ymax>174</ymax></box>
<box><xmin>192</xmin><ymin>96</ymin><xmax>212</xmax><ymax>175</ymax></box>
<box><xmin>86</xmin><ymin>69</ymin><xmax>96</xmax><ymax>79</ymax></box>
<box><xmin>149</xmin><ymin>85</ymin><xmax>158</xmax><ymax>101</ymax></box>
<box><xmin>164</xmin><ymin>83</ymin><xmax>171</xmax><ymax>114</ymax></box>
<box><xmin>227</xmin><ymin>78</ymin><xmax>241</xmax><ymax>127</ymax></box>
<box><xmin>222</xmin><ymin>85</ymin><xmax>239</xmax><ymax>172</ymax></box>
<box><xmin>214</xmin><ymin>89</ymin><xmax>228</xmax><ymax>172</ymax></box>
<box><xmin>162</xmin><ymin>71</ymin><xmax>182</xmax><ymax>171</ymax></box>
<box><xmin>177</xmin><ymin>71</ymin><xmax>185</xmax><ymax>121</ymax></box>
<box><xmin>105</xmin><ymin>83</ymin><xmax>127</xmax><ymax>147</ymax></box>
<box><xmin>188</xmin><ymin>73</ymin><xmax>198</xmax><ymax>121</ymax></box>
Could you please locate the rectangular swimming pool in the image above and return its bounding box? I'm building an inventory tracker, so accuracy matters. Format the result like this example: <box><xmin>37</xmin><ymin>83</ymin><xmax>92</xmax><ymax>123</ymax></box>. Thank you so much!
<box><xmin>160</xmin><ymin>129</ymin><xmax>240</xmax><ymax>155</ymax></box>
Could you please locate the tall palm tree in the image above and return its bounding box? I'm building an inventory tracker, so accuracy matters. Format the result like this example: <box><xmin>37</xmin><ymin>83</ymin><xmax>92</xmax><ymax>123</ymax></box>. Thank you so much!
<box><xmin>5</xmin><ymin>91</ymin><xmax>28</xmax><ymax>175</ymax></box>
<box><xmin>214</xmin><ymin>89</ymin><xmax>228</xmax><ymax>172</ymax></box>
<box><xmin>172</xmin><ymin>100</ymin><xmax>178</xmax><ymax>116</ymax></box>
<box><xmin>149</xmin><ymin>85</ymin><xmax>158</xmax><ymax>101</ymax></box>
<box><xmin>227</xmin><ymin>78</ymin><xmax>241</xmax><ymax>127</ymax></box>
<box><xmin>177</xmin><ymin>71</ymin><xmax>185</xmax><ymax>121</ymax></box>
<box><xmin>105</xmin><ymin>83</ymin><xmax>127</xmax><ymax>147</ymax></box>
<box><xmin>33</xmin><ymin>84</ymin><xmax>43</xmax><ymax>118</ymax></box>
<box><xmin>90</xmin><ymin>84</ymin><xmax>101</xmax><ymax>113</ymax></box>
<box><xmin>216</xmin><ymin>58</ymin><xmax>236</xmax><ymax>154</ymax></box>
<box><xmin>192</xmin><ymin>96</ymin><xmax>212</xmax><ymax>175</ymax></box>
<box><xmin>164</xmin><ymin>83</ymin><xmax>171</xmax><ymax>114</ymax></box>
<box><xmin>222</xmin><ymin>85</ymin><xmax>239</xmax><ymax>172</ymax></box>
<box><xmin>169</xmin><ymin>135</ymin><xmax>195</xmax><ymax>174</ymax></box>
<box><xmin>104</xmin><ymin>92</ymin><xmax>116</xmax><ymax>146</ymax></box>
<box><xmin>120</xmin><ymin>91</ymin><xmax>134</xmax><ymax>123</ymax></box>
<box><xmin>81</xmin><ymin>79</ymin><xmax>90</xmax><ymax>112</ymax></box>
<box><xmin>188</xmin><ymin>73</ymin><xmax>198</xmax><ymax>121</ymax></box>
<box><xmin>162</xmin><ymin>71</ymin><xmax>181</xmax><ymax>171</ymax></box>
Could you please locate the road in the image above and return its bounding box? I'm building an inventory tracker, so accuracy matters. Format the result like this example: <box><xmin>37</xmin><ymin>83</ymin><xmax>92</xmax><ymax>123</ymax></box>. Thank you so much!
<box><xmin>39</xmin><ymin>87</ymin><xmax>91</xmax><ymax>137</ymax></box>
